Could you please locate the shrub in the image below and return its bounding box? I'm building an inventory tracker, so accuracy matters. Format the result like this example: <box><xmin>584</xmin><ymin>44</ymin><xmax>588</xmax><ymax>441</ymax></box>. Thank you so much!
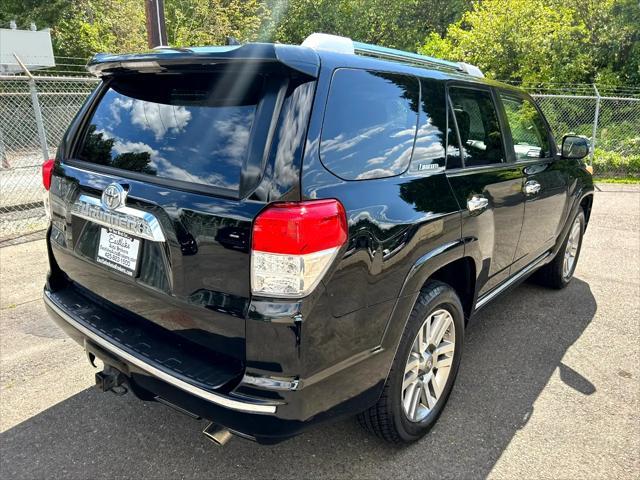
<box><xmin>592</xmin><ymin>148</ymin><xmax>640</xmax><ymax>177</ymax></box>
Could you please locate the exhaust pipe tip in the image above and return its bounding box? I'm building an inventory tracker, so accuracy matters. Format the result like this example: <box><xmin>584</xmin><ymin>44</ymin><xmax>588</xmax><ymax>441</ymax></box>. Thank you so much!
<box><xmin>203</xmin><ymin>422</ymin><xmax>233</xmax><ymax>446</ymax></box>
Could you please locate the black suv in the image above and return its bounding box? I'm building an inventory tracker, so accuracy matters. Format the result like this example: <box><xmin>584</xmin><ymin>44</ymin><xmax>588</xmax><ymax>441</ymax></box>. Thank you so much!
<box><xmin>43</xmin><ymin>33</ymin><xmax>594</xmax><ymax>445</ymax></box>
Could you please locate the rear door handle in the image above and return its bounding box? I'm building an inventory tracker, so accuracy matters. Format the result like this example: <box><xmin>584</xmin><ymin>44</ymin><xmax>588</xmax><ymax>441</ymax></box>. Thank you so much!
<box><xmin>524</xmin><ymin>180</ymin><xmax>541</xmax><ymax>196</ymax></box>
<box><xmin>467</xmin><ymin>195</ymin><xmax>489</xmax><ymax>213</ymax></box>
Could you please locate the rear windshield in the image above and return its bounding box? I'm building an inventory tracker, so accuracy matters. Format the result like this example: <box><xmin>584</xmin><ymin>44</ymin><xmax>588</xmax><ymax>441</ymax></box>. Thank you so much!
<box><xmin>76</xmin><ymin>72</ymin><xmax>265</xmax><ymax>191</ymax></box>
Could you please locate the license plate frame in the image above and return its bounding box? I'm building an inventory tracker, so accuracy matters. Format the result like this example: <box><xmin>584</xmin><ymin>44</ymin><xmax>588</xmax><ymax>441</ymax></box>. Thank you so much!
<box><xmin>96</xmin><ymin>227</ymin><xmax>141</xmax><ymax>277</ymax></box>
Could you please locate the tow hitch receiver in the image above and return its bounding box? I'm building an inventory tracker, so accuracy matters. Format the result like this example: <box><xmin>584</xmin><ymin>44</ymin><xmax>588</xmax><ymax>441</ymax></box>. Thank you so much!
<box><xmin>95</xmin><ymin>365</ymin><xmax>127</xmax><ymax>395</ymax></box>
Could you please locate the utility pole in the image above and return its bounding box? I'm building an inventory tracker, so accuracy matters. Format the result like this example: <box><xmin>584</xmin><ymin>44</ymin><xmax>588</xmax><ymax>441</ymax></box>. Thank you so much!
<box><xmin>145</xmin><ymin>0</ymin><xmax>167</xmax><ymax>48</ymax></box>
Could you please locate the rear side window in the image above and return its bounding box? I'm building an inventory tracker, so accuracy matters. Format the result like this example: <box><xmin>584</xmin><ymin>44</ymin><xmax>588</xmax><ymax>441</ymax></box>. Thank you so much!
<box><xmin>449</xmin><ymin>87</ymin><xmax>504</xmax><ymax>167</ymax></box>
<box><xmin>499</xmin><ymin>93</ymin><xmax>551</xmax><ymax>159</ymax></box>
<box><xmin>76</xmin><ymin>72</ymin><xmax>265</xmax><ymax>191</ymax></box>
<box><xmin>320</xmin><ymin>69</ymin><xmax>419</xmax><ymax>180</ymax></box>
<box><xmin>407</xmin><ymin>78</ymin><xmax>448</xmax><ymax>174</ymax></box>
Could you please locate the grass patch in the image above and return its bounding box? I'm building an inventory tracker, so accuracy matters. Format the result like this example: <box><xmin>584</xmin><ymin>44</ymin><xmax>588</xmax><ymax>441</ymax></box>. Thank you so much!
<box><xmin>593</xmin><ymin>177</ymin><xmax>640</xmax><ymax>184</ymax></box>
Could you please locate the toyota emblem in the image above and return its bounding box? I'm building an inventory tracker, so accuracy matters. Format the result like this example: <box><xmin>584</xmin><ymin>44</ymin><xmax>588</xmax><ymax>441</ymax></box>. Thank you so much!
<box><xmin>101</xmin><ymin>183</ymin><xmax>126</xmax><ymax>211</ymax></box>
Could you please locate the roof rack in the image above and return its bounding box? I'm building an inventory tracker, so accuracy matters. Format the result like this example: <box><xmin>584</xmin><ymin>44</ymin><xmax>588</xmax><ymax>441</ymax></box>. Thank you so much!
<box><xmin>301</xmin><ymin>33</ymin><xmax>483</xmax><ymax>78</ymax></box>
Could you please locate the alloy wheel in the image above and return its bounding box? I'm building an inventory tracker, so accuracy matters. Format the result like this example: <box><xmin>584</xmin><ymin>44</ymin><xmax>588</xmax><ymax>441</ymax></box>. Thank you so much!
<box><xmin>401</xmin><ymin>309</ymin><xmax>456</xmax><ymax>422</ymax></box>
<box><xmin>563</xmin><ymin>216</ymin><xmax>582</xmax><ymax>279</ymax></box>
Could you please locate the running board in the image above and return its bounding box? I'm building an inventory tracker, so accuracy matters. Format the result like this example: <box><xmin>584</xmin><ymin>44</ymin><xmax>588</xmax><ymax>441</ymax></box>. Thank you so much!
<box><xmin>475</xmin><ymin>252</ymin><xmax>551</xmax><ymax>310</ymax></box>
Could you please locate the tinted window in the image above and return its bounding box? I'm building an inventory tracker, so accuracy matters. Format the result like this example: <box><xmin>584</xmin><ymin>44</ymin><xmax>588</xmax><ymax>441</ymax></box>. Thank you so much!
<box><xmin>500</xmin><ymin>93</ymin><xmax>551</xmax><ymax>160</ymax></box>
<box><xmin>449</xmin><ymin>87</ymin><xmax>504</xmax><ymax>167</ymax></box>
<box><xmin>408</xmin><ymin>78</ymin><xmax>447</xmax><ymax>174</ymax></box>
<box><xmin>77</xmin><ymin>73</ymin><xmax>265</xmax><ymax>191</ymax></box>
<box><xmin>320</xmin><ymin>69</ymin><xmax>419</xmax><ymax>180</ymax></box>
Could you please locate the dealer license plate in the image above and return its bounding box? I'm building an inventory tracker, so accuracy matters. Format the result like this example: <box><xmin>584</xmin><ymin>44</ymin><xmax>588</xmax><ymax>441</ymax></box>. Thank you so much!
<box><xmin>96</xmin><ymin>227</ymin><xmax>140</xmax><ymax>276</ymax></box>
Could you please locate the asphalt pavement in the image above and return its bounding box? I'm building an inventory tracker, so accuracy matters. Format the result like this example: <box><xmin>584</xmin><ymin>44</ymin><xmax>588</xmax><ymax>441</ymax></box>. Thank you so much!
<box><xmin>1</xmin><ymin>184</ymin><xmax>638</xmax><ymax>479</ymax></box>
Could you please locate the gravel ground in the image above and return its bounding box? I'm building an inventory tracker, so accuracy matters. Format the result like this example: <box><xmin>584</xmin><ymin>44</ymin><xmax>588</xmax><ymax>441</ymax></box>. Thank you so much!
<box><xmin>0</xmin><ymin>185</ymin><xmax>638</xmax><ymax>479</ymax></box>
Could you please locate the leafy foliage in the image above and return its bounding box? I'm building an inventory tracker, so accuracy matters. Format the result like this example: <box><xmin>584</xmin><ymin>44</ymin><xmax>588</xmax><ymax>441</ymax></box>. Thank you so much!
<box><xmin>165</xmin><ymin>0</ymin><xmax>268</xmax><ymax>47</ymax></box>
<box><xmin>81</xmin><ymin>125</ymin><xmax>155</xmax><ymax>174</ymax></box>
<box><xmin>264</xmin><ymin>0</ymin><xmax>471</xmax><ymax>50</ymax></box>
<box><xmin>593</xmin><ymin>149</ymin><xmax>640</xmax><ymax>178</ymax></box>
<box><xmin>2</xmin><ymin>0</ymin><xmax>638</xmax><ymax>178</ymax></box>
<box><xmin>55</xmin><ymin>1</ymin><xmax>148</xmax><ymax>58</ymax></box>
<box><xmin>420</xmin><ymin>0</ymin><xmax>640</xmax><ymax>86</ymax></box>
<box><xmin>2</xmin><ymin>0</ymin><xmax>637</xmax><ymax>87</ymax></box>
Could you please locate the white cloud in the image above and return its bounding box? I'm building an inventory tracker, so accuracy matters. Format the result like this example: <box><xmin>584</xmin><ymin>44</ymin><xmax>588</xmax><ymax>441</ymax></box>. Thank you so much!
<box><xmin>366</xmin><ymin>156</ymin><xmax>387</xmax><ymax>166</ymax></box>
<box><xmin>212</xmin><ymin>112</ymin><xmax>253</xmax><ymax>166</ymax></box>
<box><xmin>112</xmin><ymin>140</ymin><xmax>158</xmax><ymax>157</ymax></box>
<box><xmin>151</xmin><ymin>156</ymin><xmax>239</xmax><ymax>190</ymax></box>
<box><xmin>129</xmin><ymin>101</ymin><xmax>192</xmax><ymax>140</ymax></box>
<box><xmin>109</xmin><ymin>97</ymin><xmax>133</xmax><ymax>125</ymax></box>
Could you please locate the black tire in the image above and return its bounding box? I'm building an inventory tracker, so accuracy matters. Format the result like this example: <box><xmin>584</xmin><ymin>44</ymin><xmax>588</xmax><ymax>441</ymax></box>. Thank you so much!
<box><xmin>534</xmin><ymin>210</ymin><xmax>585</xmax><ymax>289</ymax></box>
<box><xmin>358</xmin><ymin>280</ymin><xmax>464</xmax><ymax>444</ymax></box>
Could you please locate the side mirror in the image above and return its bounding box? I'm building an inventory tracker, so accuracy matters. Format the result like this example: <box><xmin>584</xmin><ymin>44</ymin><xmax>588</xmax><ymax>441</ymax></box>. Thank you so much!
<box><xmin>561</xmin><ymin>135</ymin><xmax>590</xmax><ymax>160</ymax></box>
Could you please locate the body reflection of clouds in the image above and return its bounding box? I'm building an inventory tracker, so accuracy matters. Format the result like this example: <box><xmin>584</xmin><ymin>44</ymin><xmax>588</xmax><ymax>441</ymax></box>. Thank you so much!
<box><xmin>348</xmin><ymin>204</ymin><xmax>404</xmax><ymax>232</ymax></box>
<box><xmin>272</xmin><ymin>83</ymin><xmax>315</xmax><ymax>191</ymax></box>
<box><xmin>321</xmin><ymin>124</ymin><xmax>388</xmax><ymax>154</ymax></box>
<box><xmin>323</xmin><ymin>122</ymin><xmax>417</xmax><ymax>180</ymax></box>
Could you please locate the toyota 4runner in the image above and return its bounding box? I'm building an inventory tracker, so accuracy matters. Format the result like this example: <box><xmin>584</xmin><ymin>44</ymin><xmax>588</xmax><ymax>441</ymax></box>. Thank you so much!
<box><xmin>43</xmin><ymin>33</ymin><xmax>594</xmax><ymax>445</ymax></box>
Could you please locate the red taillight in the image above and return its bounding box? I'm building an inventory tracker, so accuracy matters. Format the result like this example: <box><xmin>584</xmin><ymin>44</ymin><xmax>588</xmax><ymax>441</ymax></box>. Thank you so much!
<box><xmin>251</xmin><ymin>199</ymin><xmax>348</xmax><ymax>298</ymax></box>
<box><xmin>42</xmin><ymin>159</ymin><xmax>54</xmax><ymax>191</ymax></box>
<box><xmin>252</xmin><ymin>199</ymin><xmax>348</xmax><ymax>255</ymax></box>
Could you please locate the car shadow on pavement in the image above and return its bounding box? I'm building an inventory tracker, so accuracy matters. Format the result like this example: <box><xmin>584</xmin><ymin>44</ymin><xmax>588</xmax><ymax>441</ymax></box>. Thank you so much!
<box><xmin>1</xmin><ymin>279</ymin><xmax>597</xmax><ymax>479</ymax></box>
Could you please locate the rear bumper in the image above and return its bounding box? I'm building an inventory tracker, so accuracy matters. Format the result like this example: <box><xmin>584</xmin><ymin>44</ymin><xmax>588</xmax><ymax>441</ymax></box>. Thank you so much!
<box><xmin>44</xmin><ymin>288</ymin><xmax>276</xmax><ymax>415</ymax></box>
<box><xmin>43</xmin><ymin>284</ymin><xmax>386</xmax><ymax>443</ymax></box>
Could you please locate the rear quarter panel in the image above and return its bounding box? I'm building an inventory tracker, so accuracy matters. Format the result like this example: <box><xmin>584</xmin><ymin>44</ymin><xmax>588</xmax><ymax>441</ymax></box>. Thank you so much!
<box><xmin>297</xmin><ymin>57</ymin><xmax>463</xmax><ymax>378</ymax></box>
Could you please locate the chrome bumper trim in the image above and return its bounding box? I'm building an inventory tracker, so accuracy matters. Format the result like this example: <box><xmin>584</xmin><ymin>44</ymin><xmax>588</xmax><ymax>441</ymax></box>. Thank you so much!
<box><xmin>43</xmin><ymin>290</ymin><xmax>277</xmax><ymax>414</ymax></box>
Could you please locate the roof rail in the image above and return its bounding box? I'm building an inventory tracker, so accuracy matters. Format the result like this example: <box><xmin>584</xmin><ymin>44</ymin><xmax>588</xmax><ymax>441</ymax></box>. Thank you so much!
<box><xmin>301</xmin><ymin>33</ymin><xmax>483</xmax><ymax>78</ymax></box>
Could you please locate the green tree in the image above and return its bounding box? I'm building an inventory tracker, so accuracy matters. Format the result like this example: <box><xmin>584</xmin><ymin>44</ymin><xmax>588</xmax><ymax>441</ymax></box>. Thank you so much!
<box><xmin>420</xmin><ymin>0</ymin><xmax>592</xmax><ymax>84</ymax></box>
<box><xmin>54</xmin><ymin>0</ymin><xmax>147</xmax><ymax>58</ymax></box>
<box><xmin>574</xmin><ymin>0</ymin><xmax>640</xmax><ymax>86</ymax></box>
<box><xmin>1</xmin><ymin>0</ymin><xmax>268</xmax><ymax>58</ymax></box>
<box><xmin>164</xmin><ymin>0</ymin><xmax>268</xmax><ymax>47</ymax></box>
<box><xmin>266</xmin><ymin>0</ymin><xmax>470</xmax><ymax>51</ymax></box>
<box><xmin>0</xmin><ymin>0</ymin><xmax>147</xmax><ymax>59</ymax></box>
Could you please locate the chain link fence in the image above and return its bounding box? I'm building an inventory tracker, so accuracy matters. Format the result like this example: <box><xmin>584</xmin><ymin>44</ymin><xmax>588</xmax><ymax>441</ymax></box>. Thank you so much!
<box><xmin>0</xmin><ymin>75</ymin><xmax>98</xmax><ymax>240</ymax></box>
<box><xmin>0</xmin><ymin>75</ymin><xmax>639</xmax><ymax>241</ymax></box>
<box><xmin>531</xmin><ymin>88</ymin><xmax>640</xmax><ymax>179</ymax></box>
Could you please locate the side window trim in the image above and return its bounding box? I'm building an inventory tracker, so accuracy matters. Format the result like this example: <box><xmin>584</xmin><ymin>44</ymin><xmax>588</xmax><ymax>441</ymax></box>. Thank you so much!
<box><xmin>446</xmin><ymin>95</ymin><xmax>465</xmax><ymax>169</ymax></box>
<box><xmin>407</xmin><ymin>77</ymin><xmax>449</xmax><ymax>175</ymax></box>
<box><xmin>491</xmin><ymin>87</ymin><xmax>516</xmax><ymax>164</ymax></box>
<box><xmin>445</xmin><ymin>82</ymin><xmax>510</xmax><ymax>170</ymax></box>
<box><xmin>525</xmin><ymin>92</ymin><xmax>557</xmax><ymax>158</ymax></box>
<box><xmin>496</xmin><ymin>89</ymin><xmax>556</xmax><ymax>162</ymax></box>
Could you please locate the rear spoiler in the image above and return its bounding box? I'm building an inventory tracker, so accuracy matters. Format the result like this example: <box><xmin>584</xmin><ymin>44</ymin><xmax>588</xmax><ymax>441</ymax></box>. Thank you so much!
<box><xmin>87</xmin><ymin>43</ymin><xmax>320</xmax><ymax>78</ymax></box>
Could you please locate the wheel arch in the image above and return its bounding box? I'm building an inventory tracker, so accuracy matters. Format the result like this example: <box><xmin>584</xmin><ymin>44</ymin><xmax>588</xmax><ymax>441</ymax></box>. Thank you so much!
<box><xmin>427</xmin><ymin>257</ymin><xmax>476</xmax><ymax>320</ymax></box>
<box><xmin>376</xmin><ymin>243</ymin><xmax>474</xmax><ymax>408</ymax></box>
<box><xmin>580</xmin><ymin>193</ymin><xmax>594</xmax><ymax>228</ymax></box>
<box><xmin>551</xmin><ymin>188</ymin><xmax>594</xmax><ymax>259</ymax></box>
<box><xmin>384</xmin><ymin>240</ymin><xmax>476</xmax><ymax>344</ymax></box>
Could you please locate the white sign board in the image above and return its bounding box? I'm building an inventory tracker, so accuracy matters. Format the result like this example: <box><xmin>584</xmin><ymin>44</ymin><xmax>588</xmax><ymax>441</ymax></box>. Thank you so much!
<box><xmin>0</xmin><ymin>28</ymin><xmax>55</xmax><ymax>74</ymax></box>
